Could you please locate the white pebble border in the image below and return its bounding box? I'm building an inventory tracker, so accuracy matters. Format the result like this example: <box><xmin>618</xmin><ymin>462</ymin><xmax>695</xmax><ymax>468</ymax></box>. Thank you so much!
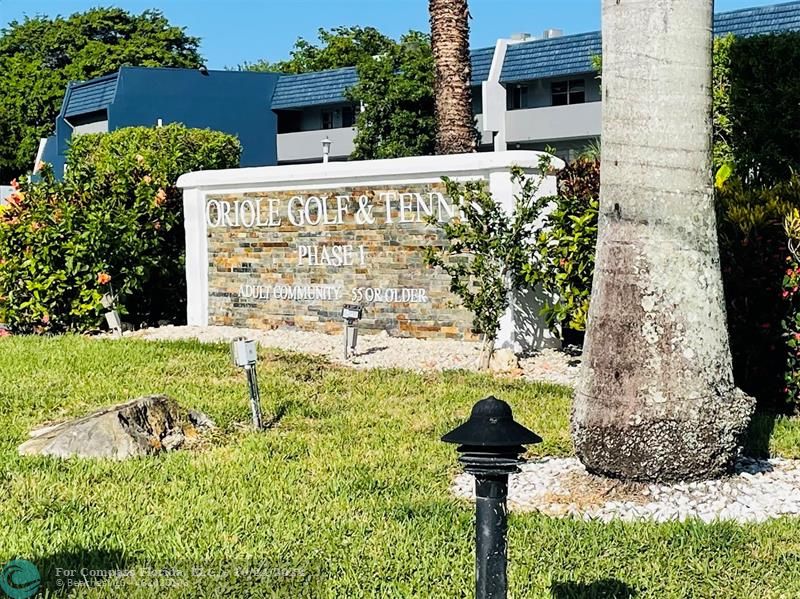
<box><xmin>123</xmin><ymin>325</ymin><xmax>580</xmax><ymax>386</ymax></box>
<box><xmin>453</xmin><ymin>456</ymin><xmax>800</xmax><ymax>523</ymax></box>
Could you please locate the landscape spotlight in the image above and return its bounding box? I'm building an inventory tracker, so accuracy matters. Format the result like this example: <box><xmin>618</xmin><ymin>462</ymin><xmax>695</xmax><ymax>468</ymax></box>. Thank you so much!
<box><xmin>100</xmin><ymin>293</ymin><xmax>114</xmax><ymax>310</ymax></box>
<box><xmin>230</xmin><ymin>337</ymin><xmax>263</xmax><ymax>430</ymax></box>
<box><xmin>101</xmin><ymin>292</ymin><xmax>122</xmax><ymax>338</ymax></box>
<box><xmin>341</xmin><ymin>303</ymin><xmax>362</xmax><ymax>360</ymax></box>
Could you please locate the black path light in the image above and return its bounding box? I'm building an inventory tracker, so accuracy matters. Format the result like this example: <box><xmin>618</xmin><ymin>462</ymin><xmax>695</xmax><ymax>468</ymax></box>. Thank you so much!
<box><xmin>443</xmin><ymin>396</ymin><xmax>542</xmax><ymax>599</ymax></box>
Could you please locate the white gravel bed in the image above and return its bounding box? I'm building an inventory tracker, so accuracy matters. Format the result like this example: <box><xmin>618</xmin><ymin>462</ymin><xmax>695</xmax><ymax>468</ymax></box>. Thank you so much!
<box><xmin>124</xmin><ymin>325</ymin><xmax>579</xmax><ymax>385</ymax></box>
<box><xmin>520</xmin><ymin>349</ymin><xmax>580</xmax><ymax>387</ymax></box>
<box><xmin>452</xmin><ymin>456</ymin><xmax>800</xmax><ymax>523</ymax></box>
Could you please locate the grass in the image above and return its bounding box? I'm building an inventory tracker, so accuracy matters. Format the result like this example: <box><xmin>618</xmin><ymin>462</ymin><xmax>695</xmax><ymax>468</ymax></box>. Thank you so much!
<box><xmin>0</xmin><ymin>336</ymin><xmax>799</xmax><ymax>597</ymax></box>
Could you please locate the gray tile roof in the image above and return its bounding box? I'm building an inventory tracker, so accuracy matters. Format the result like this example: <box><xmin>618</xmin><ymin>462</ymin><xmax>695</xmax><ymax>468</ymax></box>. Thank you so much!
<box><xmin>501</xmin><ymin>32</ymin><xmax>601</xmax><ymax>84</ymax></box>
<box><xmin>271</xmin><ymin>67</ymin><xmax>359</xmax><ymax>109</ymax></box>
<box><xmin>500</xmin><ymin>0</ymin><xmax>800</xmax><ymax>83</ymax></box>
<box><xmin>470</xmin><ymin>46</ymin><xmax>495</xmax><ymax>84</ymax></box>
<box><xmin>63</xmin><ymin>72</ymin><xmax>118</xmax><ymax>118</ymax></box>
<box><xmin>715</xmin><ymin>0</ymin><xmax>800</xmax><ymax>36</ymax></box>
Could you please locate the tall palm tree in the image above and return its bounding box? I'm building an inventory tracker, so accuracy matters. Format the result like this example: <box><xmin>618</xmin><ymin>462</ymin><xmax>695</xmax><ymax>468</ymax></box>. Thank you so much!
<box><xmin>429</xmin><ymin>0</ymin><xmax>476</xmax><ymax>154</ymax></box>
<box><xmin>572</xmin><ymin>0</ymin><xmax>754</xmax><ymax>481</ymax></box>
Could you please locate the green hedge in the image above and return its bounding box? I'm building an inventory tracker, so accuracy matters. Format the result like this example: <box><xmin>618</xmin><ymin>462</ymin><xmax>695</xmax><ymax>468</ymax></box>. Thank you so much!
<box><xmin>714</xmin><ymin>32</ymin><xmax>800</xmax><ymax>184</ymax></box>
<box><xmin>0</xmin><ymin>124</ymin><xmax>240</xmax><ymax>332</ymax></box>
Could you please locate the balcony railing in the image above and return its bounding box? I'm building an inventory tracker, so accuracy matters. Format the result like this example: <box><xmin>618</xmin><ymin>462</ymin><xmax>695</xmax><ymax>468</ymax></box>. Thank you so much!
<box><xmin>276</xmin><ymin>104</ymin><xmax>600</xmax><ymax>163</ymax></box>
<box><xmin>505</xmin><ymin>102</ymin><xmax>601</xmax><ymax>144</ymax></box>
<box><xmin>277</xmin><ymin>127</ymin><xmax>356</xmax><ymax>163</ymax></box>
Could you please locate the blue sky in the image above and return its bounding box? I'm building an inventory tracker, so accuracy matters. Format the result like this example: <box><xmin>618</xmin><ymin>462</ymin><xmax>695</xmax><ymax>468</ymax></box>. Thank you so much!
<box><xmin>0</xmin><ymin>0</ymin><xmax>786</xmax><ymax>69</ymax></box>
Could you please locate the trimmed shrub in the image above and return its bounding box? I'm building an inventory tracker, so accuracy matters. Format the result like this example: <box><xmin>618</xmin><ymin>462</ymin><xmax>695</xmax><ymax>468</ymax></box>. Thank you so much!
<box><xmin>728</xmin><ymin>33</ymin><xmax>800</xmax><ymax>184</ymax></box>
<box><xmin>714</xmin><ymin>32</ymin><xmax>800</xmax><ymax>184</ymax></box>
<box><xmin>712</xmin><ymin>34</ymin><xmax>734</xmax><ymax>171</ymax></box>
<box><xmin>0</xmin><ymin>124</ymin><xmax>240</xmax><ymax>333</ymax></box>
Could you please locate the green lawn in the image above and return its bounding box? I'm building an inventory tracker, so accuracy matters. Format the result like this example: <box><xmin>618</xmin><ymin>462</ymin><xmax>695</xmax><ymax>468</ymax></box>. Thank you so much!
<box><xmin>1</xmin><ymin>336</ymin><xmax>800</xmax><ymax>598</ymax></box>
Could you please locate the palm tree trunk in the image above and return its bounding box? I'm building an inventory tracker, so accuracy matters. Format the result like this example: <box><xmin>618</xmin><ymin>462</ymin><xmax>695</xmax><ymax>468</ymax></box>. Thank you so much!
<box><xmin>572</xmin><ymin>0</ymin><xmax>754</xmax><ymax>482</ymax></box>
<box><xmin>429</xmin><ymin>0</ymin><xmax>476</xmax><ymax>154</ymax></box>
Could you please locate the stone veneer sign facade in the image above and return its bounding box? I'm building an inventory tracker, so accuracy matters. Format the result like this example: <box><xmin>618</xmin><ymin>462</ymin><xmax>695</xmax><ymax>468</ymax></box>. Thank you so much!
<box><xmin>178</xmin><ymin>152</ymin><xmax>561</xmax><ymax>350</ymax></box>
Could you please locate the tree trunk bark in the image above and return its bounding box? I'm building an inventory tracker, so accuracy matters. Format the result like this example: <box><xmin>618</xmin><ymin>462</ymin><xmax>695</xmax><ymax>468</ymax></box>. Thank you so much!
<box><xmin>572</xmin><ymin>0</ymin><xmax>754</xmax><ymax>482</ymax></box>
<box><xmin>479</xmin><ymin>335</ymin><xmax>494</xmax><ymax>370</ymax></box>
<box><xmin>429</xmin><ymin>0</ymin><xmax>476</xmax><ymax>154</ymax></box>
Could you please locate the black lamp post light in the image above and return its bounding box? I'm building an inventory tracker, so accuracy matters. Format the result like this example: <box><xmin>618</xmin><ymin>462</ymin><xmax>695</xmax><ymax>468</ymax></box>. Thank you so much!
<box><xmin>443</xmin><ymin>396</ymin><xmax>542</xmax><ymax>599</ymax></box>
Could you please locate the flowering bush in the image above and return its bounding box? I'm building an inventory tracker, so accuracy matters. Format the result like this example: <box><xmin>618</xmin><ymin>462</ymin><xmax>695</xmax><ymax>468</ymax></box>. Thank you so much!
<box><xmin>0</xmin><ymin>124</ymin><xmax>240</xmax><ymax>333</ymax></box>
<box><xmin>781</xmin><ymin>208</ymin><xmax>800</xmax><ymax>409</ymax></box>
<box><xmin>716</xmin><ymin>175</ymin><xmax>800</xmax><ymax>412</ymax></box>
<box><xmin>782</xmin><ymin>260</ymin><xmax>800</xmax><ymax>396</ymax></box>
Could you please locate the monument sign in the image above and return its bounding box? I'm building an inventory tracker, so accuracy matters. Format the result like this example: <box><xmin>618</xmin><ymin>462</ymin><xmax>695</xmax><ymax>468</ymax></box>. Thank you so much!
<box><xmin>178</xmin><ymin>152</ymin><xmax>561</xmax><ymax>350</ymax></box>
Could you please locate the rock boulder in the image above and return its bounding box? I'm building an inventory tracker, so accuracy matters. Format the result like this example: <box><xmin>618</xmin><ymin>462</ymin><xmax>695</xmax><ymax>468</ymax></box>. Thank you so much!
<box><xmin>18</xmin><ymin>395</ymin><xmax>214</xmax><ymax>460</ymax></box>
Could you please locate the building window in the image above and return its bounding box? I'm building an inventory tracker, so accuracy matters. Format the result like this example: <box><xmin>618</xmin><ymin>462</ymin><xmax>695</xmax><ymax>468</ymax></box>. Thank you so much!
<box><xmin>508</xmin><ymin>85</ymin><xmax>528</xmax><ymax>110</ymax></box>
<box><xmin>551</xmin><ymin>79</ymin><xmax>586</xmax><ymax>106</ymax></box>
<box><xmin>342</xmin><ymin>105</ymin><xmax>356</xmax><ymax>128</ymax></box>
<box><xmin>276</xmin><ymin>110</ymin><xmax>302</xmax><ymax>134</ymax></box>
<box><xmin>321</xmin><ymin>110</ymin><xmax>334</xmax><ymax>129</ymax></box>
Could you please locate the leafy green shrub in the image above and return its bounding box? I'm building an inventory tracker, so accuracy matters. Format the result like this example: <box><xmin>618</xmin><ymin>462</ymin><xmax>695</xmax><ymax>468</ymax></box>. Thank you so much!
<box><xmin>777</xmin><ymin>203</ymin><xmax>800</xmax><ymax>413</ymax></box>
<box><xmin>782</xmin><ymin>239</ymin><xmax>800</xmax><ymax>413</ymax></box>
<box><xmin>524</xmin><ymin>158</ymin><xmax>599</xmax><ymax>335</ymax></box>
<box><xmin>712</xmin><ymin>34</ymin><xmax>734</xmax><ymax>171</ymax></box>
<box><xmin>0</xmin><ymin>124</ymin><xmax>240</xmax><ymax>333</ymax></box>
<box><xmin>716</xmin><ymin>176</ymin><xmax>800</xmax><ymax>411</ymax></box>
<box><xmin>713</xmin><ymin>32</ymin><xmax>800</xmax><ymax>184</ymax></box>
<box><xmin>728</xmin><ymin>32</ymin><xmax>800</xmax><ymax>184</ymax></box>
<box><xmin>424</xmin><ymin>161</ymin><xmax>551</xmax><ymax>365</ymax></box>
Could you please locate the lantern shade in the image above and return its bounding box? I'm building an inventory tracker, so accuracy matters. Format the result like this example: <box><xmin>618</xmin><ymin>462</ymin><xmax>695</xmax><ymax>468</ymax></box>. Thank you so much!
<box><xmin>442</xmin><ymin>396</ymin><xmax>542</xmax><ymax>447</ymax></box>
